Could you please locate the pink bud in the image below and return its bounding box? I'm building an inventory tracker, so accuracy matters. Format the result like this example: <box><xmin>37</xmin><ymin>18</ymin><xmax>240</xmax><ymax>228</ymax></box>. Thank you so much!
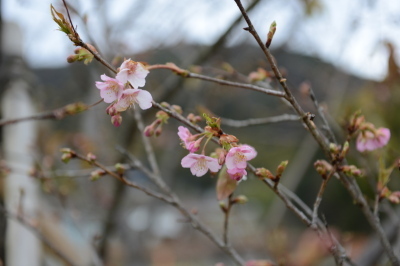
<box><xmin>106</xmin><ymin>104</ymin><xmax>118</xmax><ymax>116</ymax></box>
<box><xmin>111</xmin><ymin>114</ymin><xmax>122</xmax><ymax>127</ymax></box>
<box><xmin>144</xmin><ymin>125</ymin><xmax>154</xmax><ymax>137</ymax></box>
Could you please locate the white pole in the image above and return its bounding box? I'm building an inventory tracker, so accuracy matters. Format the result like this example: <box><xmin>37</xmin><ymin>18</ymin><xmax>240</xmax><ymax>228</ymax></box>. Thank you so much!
<box><xmin>2</xmin><ymin>79</ymin><xmax>41</xmax><ymax>266</ymax></box>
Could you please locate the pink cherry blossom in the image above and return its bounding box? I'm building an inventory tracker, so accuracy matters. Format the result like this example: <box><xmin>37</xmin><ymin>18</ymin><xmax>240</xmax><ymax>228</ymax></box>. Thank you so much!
<box><xmin>95</xmin><ymin>74</ymin><xmax>124</xmax><ymax>103</ymax></box>
<box><xmin>116</xmin><ymin>59</ymin><xmax>149</xmax><ymax>88</ymax></box>
<box><xmin>177</xmin><ymin>126</ymin><xmax>200</xmax><ymax>152</ymax></box>
<box><xmin>227</xmin><ymin>167</ymin><xmax>247</xmax><ymax>181</ymax></box>
<box><xmin>356</xmin><ymin>127</ymin><xmax>390</xmax><ymax>152</ymax></box>
<box><xmin>114</xmin><ymin>88</ymin><xmax>153</xmax><ymax>112</ymax></box>
<box><xmin>225</xmin><ymin>145</ymin><xmax>257</xmax><ymax>170</ymax></box>
<box><xmin>181</xmin><ymin>153</ymin><xmax>221</xmax><ymax>177</ymax></box>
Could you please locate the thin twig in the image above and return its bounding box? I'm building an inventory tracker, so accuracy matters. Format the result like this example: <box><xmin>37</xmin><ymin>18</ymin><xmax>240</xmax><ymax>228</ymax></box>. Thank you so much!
<box><xmin>223</xmin><ymin>195</ymin><xmax>233</xmax><ymax>245</ymax></box>
<box><xmin>0</xmin><ymin>99</ymin><xmax>103</xmax><ymax>127</ymax></box>
<box><xmin>311</xmin><ymin>169</ymin><xmax>336</xmax><ymax>228</ymax></box>
<box><xmin>74</xmin><ymin>153</ymin><xmax>173</xmax><ymax>204</ymax></box>
<box><xmin>308</xmin><ymin>86</ymin><xmax>337</xmax><ymax>143</ymax></box>
<box><xmin>148</xmin><ymin>64</ymin><xmax>285</xmax><ymax>98</ymax></box>
<box><xmin>221</xmin><ymin>114</ymin><xmax>300</xmax><ymax>127</ymax></box>
<box><xmin>0</xmin><ymin>205</ymin><xmax>78</xmax><ymax>266</ymax></box>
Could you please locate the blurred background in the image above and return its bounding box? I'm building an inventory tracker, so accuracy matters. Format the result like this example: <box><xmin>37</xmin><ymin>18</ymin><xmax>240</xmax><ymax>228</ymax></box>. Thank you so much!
<box><xmin>1</xmin><ymin>0</ymin><xmax>400</xmax><ymax>265</ymax></box>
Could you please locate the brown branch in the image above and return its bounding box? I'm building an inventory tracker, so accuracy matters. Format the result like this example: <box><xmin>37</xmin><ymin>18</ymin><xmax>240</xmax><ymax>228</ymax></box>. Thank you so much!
<box><xmin>311</xmin><ymin>169</ymin><xmax>336</xmax><ymax>228</ymax></box>
<box><xmin>220</xmin><ymin>114</ymin><xmax>300</xmax><ymax>127</ymax></box>
<box><xmin>0</xmin><ymin>99</ymin><xmax>103</xmax><ymax>127</ymax></box>
<box><xmin>148</xmin><ymin>64</ymin><xmax>285</xmax><ymax>98</ymax></box>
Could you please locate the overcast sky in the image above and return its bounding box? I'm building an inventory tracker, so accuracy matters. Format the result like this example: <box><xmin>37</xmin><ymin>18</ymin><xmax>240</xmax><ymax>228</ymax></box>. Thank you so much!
<box><xmin>3</xmin><ymin>0</ymin><xmax>400</xmax><ymax>80</ymax></box>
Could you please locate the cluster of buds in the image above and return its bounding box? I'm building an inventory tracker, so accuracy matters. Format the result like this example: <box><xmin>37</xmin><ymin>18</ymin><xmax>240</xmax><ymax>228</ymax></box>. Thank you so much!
<box><xmin>379</xmin><ymin>186</ymin><xmax>400</xmax><ymax>204</ymax></box>
<box><xmin>179</xmin><ymin>114</ymin><xmax>257</xmax><ymax>181</ymax></box>
<box><xmin>340</xmin><ymin>165</ymin><xmax>363</xmax><ymax>177</ymax></box>
<box><xmin>329</xmin><ymin>141</ymin><xmax>349</xmax><ymax>162</ymax></box>
<box><xmin>67</xmin><ymin>46</ymin><xmax>95</xmax><ymax>65</ymax></box>
<box><xmin>256</xmin><ymin>161</ymin><xmax>288</xmax><ymax>185</ymax></box>
<box><xmin>144</xmin><ymin>103</ymin><xmax>182</xmax><ymax>137</ymax></box>
<box><xmin>96</xmin><ymin>59</ymin><xmax>153</xmax><ymax>127</ymax></box>
<box><xmin>313</xmin><ymin>160</ymin><xmax>333</xmax><ymax>179</ymax></box>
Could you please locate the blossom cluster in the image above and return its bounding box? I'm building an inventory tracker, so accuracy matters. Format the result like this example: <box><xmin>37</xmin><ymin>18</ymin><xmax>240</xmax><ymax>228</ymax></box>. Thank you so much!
<box><xmin>178</xmin><ymin>126</ymin><xmax>257</xmax><ymax>181</ymax></box>
<box><xmin>95</xmin><ymin>59</ymin><xmax>153</xmax><ymax>126</ymax></box>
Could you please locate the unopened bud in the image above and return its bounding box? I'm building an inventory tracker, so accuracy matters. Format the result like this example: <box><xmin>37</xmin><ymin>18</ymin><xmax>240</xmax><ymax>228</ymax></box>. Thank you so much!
<box><xmin>219</xmin><ymin>134</ymin><xmax>239</xmax><ymax>146</ymax></box>
<box><xmin>187</xmin><ymin>113</ymin><xmax>202</xmax><ymax>124</ymax></box>
<box><xmin>154</xmin><ymin>124</ymin><xmax>163</xmax><ymax>137</ymax></box>
<box><xmin>276</xmin><ymin>160</ymin><xmax>289</xmax><ymax>177</ymax></box>
<box><xmin>171</xmin><ymin>105</ymin><xmax>182</xmax><ymax>114</ymax></box>
<box><xmin>106</xmin><ymin>104</ymin><xmax>118</xmax><ymax>116</ymax></box>
<box><xmin>155</xmin><ymin>111</ymin><xmax>169</xmax><ymax>123</ymax></box>
<box><xmin>67</xmin><ymin>54</ymin><xmax>78</xmax><ymax>63</ymax></box>
<box><xmin>340</xmin><ymin>141</ymin><xmax>349</xmax><ymax>158</ymax></box>
<box><xmin>61</xmin><ymin>153</ymin><xmax>72</xmax><ymax>163</ymax></box>
<box><xmin>64</xmin><ymin>102</ymin><xmax>88</xmax><ymax>115</ymax></box>
<box><xmin>86</xmin><ymin>152</ymin><xmax>96</xmax><ymax>162</ymax></box>
<box><xmin>111</xmin><ymin>114</ymin><xmax>122</xmax><ymax>127</ymax></box>
<box><xmin>144</xmin><ymin>125</ymin><xmax>155</xmax><ymax>137</ymax></box>
<box><xmin>90</xmin><ymin>169</ymin><xmax>106</xmax><ymax>181</ymax></box>
<box><xmin>219</xmin><ymin>201</ymin><xmax>228</xmax><ymax>212</ymax></box>
<box><xmin>160</xmin><ymin>102</ymin><xmax>170</xmax><ymax>108</ymax></box>
<box><xmin>329</xmin><ymin>143</ymin><xmax>340</xmax><ymax>155</ymax></box>
<box><xmin>314</xmin><ymin>160</ymin><xmax>332</xmax><ymax>178</ymax></box>
<box><xmin>216</xmin><ymin>148</ymin><xmax>227</xmax><ymax>165</ymax></box>
<box><xmin>341</xmin><ymin>165</ymin><xmax>363</xmax><ymax>177</ymax></box>
<box><xmin>255</xmin><ymin>168</ymin><xmax>275</xmax><ymax>180</ymax></box>
<box><xmin>265</xmin><ymin>21</ymin><xmax>277</xmax><ymax>48</ymax></box>
<box><xmin>115</xmin><ymin>163</ymin><xmax>125</xmax><ymax>175</ymax></box>
<box><xmin>233</xmin><ymin>195</ymin><xmax>248</xmax><ymax>204</ymax></box>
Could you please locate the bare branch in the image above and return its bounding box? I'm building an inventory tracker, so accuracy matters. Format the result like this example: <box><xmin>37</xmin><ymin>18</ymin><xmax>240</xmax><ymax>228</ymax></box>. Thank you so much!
<box><xmin>221</xmin><ymin>114</ymin><xmax>300</xmax><ymax>127</ymax></box>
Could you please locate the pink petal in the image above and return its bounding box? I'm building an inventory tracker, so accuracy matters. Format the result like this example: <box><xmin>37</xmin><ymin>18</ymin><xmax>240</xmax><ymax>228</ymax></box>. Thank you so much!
<box><xmin>136</xmin><ymin>89</ymin><xmax>153</xmax><ymax>110</ymax></box>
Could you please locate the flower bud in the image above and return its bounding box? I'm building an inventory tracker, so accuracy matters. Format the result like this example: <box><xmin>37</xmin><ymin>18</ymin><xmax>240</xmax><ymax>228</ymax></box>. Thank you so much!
<box><xmin>187</xmin><ymin>113</ymin><xmax>202</xmax><ymax>124</ymax></box>
<box><xmin>314</xmin><ymin>160</ymin><xmax>332</xmax><ymax>178</ymax></box>
<box><xmin>90</xmin><ymin>169</ymin><xmax>106</xmax><ymax>181</ymax></box>
<box><xmin>339</xmin><ymin>141</ymin><xmax>349</xmax><ymax>158</ymax></box>
<box><xmin>276</xmin><ymin>160</ymin><xmax>289</xmax><ymax>177</ymax></box>
<box><xmin>61</xmin><ymin>153</ymin><xmax>72</xmax><ymax>163</ymax></box>
<box><xmin>144</xmin><ymin>125</ymin><xmax>155</xmax><ymax>137</ymax></box>
<box><xmin>67</xmin><ymin>54</ymin><xmax>78</xmax><ymax>63</ymax></box>
<box><xmin>255</xmin><ymin>168</ymin><xmax>275</xmax><ymax>180</ymax></box>
<box><xmin>219</xmin><ymin>134</ymin><xmax>239</xmax><ymax>146</ymax></box>
<box><xmin>86</xmin><ymin>152</ymin><xmax>96</xmax><ymax>162</ymax></box>
<box><xmin>329</xmin><ymin>143</ymin><xmax>340</xmax><ymax>155</ymax></box>
<box><xmin>154</xmin><ymin>124</ymin><xmax>163</xmax><ymax>137</ymax></box>
<box><xmin>233</xmin><ymin>195</ymin><xmax>248</xmax><ymax>204</ymax></box>
<box><xmin>341</xmin><ymin>165</ymin><xmax>363</xmax><ymax>177</ymax></box>
<box><xmin>171</xmin><ymin>105</ymin><xmax>182</xmax><ymax>114</ymax></box>
<box><xmin>106</xmin><ymin>104</ymin><xmax>118</xmax><ymax>116</ymax></box>
<box><xmin>219</xmin><ymin>201</ymin><xmax>228</xmax><ymax>212</ymax></box>
<box><xmin>111</xmin><ymin>114</ymin><xmax>122</xmax><ymax>127</ymax></box>
<box><xmin>115</xmin><ymin>163</ymin><xmax>125</xmax><ymax>175</ymax></box>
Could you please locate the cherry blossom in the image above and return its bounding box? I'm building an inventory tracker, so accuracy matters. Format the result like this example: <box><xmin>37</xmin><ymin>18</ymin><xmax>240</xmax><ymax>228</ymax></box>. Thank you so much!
<box><xmin>116</xmin><ymin>59</ymin><xmax>149</xmax><ymax>88</ymax></box>
<box><xmin>181</xmin><ymin>153</ymin><xmax>221</xmax><ymax>177</ymax></box>
<box><xmin>95</xmin><ymin>74</ymin><xmax>124</xmax><ymax>103</ymax></box>
<box><xmin>227</xmin><ymin>167</ymin><xmax>247</xmax><ymax>181</ymax></box>
<box><xmin>177</xmin><ymin>126</ymin><xmax>200</xmax><ymax>152</ymax></box>
<box><xmin>356</xmin><ymin>127</ymin><xmax>390</xmax><ymax>152</ymax></box>
<box><xmin>114</xmin><ymin>88</ymin><xmax>153</xmax><ymax>112</ymax></box>
<box><xmin>225</xmin><ymin>145</ymin><xmax>257</xmax><ymax>170</ymax></box>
